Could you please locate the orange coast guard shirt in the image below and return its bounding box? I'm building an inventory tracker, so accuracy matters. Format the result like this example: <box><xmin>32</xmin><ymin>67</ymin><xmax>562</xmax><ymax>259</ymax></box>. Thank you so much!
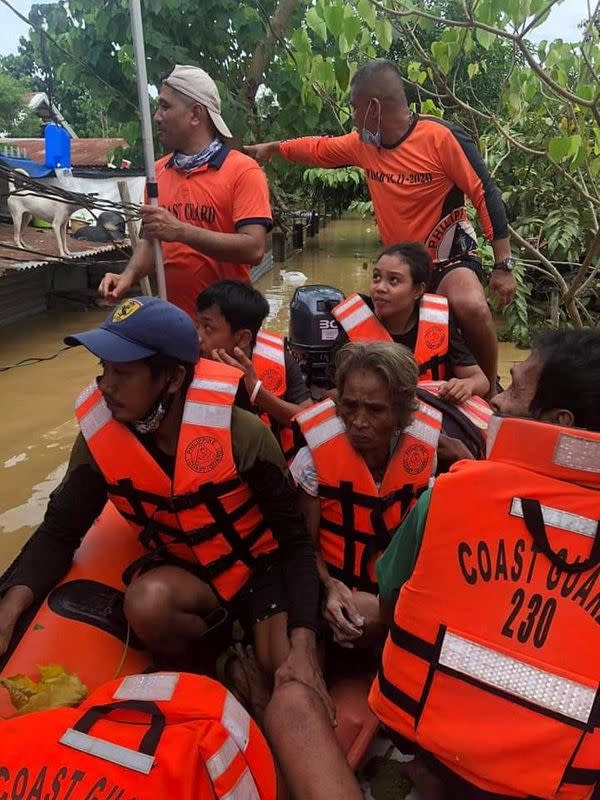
<box><xmin>154</xmin><ymin>147</ymin><xmax>272</xmax><ymax>318</ymax></box>
<box><xmin>279</xmin><ymin>115</ymin><xmax>508</xmax><ymax>263</ymax></box>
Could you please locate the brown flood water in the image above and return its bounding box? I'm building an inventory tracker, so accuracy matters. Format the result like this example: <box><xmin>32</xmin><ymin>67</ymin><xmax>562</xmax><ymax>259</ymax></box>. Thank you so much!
<box><xmin>0</xmin><ymin>217</ymin><xmax>526</xmax><ymax>571</ymax></box>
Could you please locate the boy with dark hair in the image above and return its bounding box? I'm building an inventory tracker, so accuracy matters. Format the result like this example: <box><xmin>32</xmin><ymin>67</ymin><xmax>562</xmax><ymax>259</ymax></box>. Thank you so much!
<box><xmin>196</xmin><ymin>280</ymin><xmax>312</xmax><ymax>458</ymax></box>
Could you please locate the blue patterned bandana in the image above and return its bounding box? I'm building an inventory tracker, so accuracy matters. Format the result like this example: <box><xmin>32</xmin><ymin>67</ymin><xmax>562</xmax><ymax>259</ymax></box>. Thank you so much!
<box><xmin>171</xmin><ymin>138</ymin><xmax>223</xmax><ymax>172</ymax></box>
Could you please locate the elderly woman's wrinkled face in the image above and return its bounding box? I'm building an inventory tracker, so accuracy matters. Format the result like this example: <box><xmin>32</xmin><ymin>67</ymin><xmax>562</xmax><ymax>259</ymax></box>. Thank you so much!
<box><xmin>338</xmin><ymin>368</ymin><xmax>400</xmax><ymax>457</ymax></box>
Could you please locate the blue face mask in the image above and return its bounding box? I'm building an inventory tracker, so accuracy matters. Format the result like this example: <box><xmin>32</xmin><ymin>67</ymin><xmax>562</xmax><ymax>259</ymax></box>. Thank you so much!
<box><xmin>360</xmin><ymin>98</ymin><xmax>382</xmax><ymax>148</ymax></box>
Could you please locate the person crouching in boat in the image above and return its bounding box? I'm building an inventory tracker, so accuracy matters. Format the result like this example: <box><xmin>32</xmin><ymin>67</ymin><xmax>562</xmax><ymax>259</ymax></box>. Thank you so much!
<box><xmin>292</xmin><ymin>341</ymin><xmax>441</xmax><ymax>649</ymax></box>
<box><xmin>0</xmin><ymin>296</ymin><xmax>331</xmax><ymax>717</ymax></box>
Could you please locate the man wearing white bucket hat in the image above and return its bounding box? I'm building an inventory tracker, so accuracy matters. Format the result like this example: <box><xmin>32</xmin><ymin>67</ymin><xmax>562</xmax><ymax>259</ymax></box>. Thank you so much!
<box><xmin>100</xmin><ymin>65</ymin><xmax>272</xmax><ymax>319</ymax></box>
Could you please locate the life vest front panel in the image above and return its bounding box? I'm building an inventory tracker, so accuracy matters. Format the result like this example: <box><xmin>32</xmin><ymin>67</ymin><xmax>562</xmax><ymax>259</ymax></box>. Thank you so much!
<box><xmin>75</xmin><ymin>359</ymin><xmax>278</xmax><ymax>602</ymax></box>
<box><xmin>252</xmin><ymin>329</ymin><xmax>296</xmax><ymax>461</ymax></box>
<box><xmin>414</xmin><ymin>293</ymin><xmax>449</xmax><ymax>381</ymax></box>
<box><xmin>295</xmin><ymin>399</ymin><xmax>441</xmax><ymax>592</ymax></box>
<box><xmin>369</xmin><ymin>416</ymin><xmax>600</xmax><ymax>799</ymax></box>
<box><xmin>0</xmin><ymin>672</ymin><xmax>276</xmax><ymax>800</ymax></box>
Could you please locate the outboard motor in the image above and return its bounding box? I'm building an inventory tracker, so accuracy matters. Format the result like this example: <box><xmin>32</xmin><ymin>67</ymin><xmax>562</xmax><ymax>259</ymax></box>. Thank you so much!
<box><xmin>288</xmin><ymin>284</ymin><xmax>345</xmax><ymax>394</ymax></box>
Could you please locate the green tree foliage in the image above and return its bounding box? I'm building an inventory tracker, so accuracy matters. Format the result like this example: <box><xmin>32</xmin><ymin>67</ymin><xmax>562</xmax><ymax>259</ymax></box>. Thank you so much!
<box><xmin>289</xmin><ymin>0</ymin><xmax>600</xmax><ymax>336</ymax></box>
<box><xmin>0</xmin><ymin>69</ymin><xmax>41</xmax><ymax>137</ymax></box>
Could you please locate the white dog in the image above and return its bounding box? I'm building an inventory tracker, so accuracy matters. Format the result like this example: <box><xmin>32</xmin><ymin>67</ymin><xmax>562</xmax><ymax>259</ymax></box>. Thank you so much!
<box><xmin>8</xmin><ymin>169</ymin><xmax>84</xmax><ymax>259</ymax></box>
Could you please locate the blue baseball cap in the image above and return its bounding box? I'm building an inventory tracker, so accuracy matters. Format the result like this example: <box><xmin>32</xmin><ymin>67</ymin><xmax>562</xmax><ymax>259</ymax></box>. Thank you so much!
<box><xmin>65</xmin><ymin>296</ymin><xmax>200</xmax><ymax>364</ymax></box>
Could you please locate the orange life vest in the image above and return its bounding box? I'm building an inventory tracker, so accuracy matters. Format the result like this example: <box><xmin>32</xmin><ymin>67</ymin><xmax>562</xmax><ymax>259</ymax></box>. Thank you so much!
<box><xmin>369</xmin><ymin>415</ymin><xmax>600</xmax><ymax>800</ymax></box>
<box><xmin>295</xmin><ymin>398</ymin><xmax>441</xmax><ymax>592</ymax></box>
<box><xmin>332</xmin><ymin>292</ymin><xmax>450</xmax><ymax>380</ymax></box>
<box><xmin>75</xmin><ymin>358</ymin><xmax>278</xmax><ymax>603</ymax></box>
<box><xmin>252</xmin><ymin>329</ymin><xmax>296</xmax><ymax>460</ymax></box>
<box><xmin>0</xmin><ymin>672</ymin><xmax>276</xmax><ymax>799</ymax></box>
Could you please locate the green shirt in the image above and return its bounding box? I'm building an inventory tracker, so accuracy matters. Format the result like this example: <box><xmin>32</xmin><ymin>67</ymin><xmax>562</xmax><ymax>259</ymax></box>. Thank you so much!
<box><xmin>376</xmin><ymin>488</ymin><xmax>432</xmax><ymax>608</ymax></box>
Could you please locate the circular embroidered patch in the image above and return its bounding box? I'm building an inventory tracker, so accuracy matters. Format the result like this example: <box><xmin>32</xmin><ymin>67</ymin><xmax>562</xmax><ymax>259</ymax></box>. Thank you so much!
<box><xmin>424</xmin><ymin>327</ymin><xmax>447</xmax><ymax>350</ymax></box>
<box><xmin>184</xmin><ymin>436</ymin><xmax>224</xmax><ymax>473</ymax></box>
<box><xmin>403</xmin><ymin>443</ymin><xmax>429</xmax><ymax>476</ymax></box>
<box><xmin>260</xmin><ymin>367</ymin><xmax>283</xmax><ymax>394</ymax></box>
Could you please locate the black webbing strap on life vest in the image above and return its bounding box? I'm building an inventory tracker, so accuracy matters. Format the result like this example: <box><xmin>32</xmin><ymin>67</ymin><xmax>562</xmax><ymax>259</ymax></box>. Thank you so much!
<box><xmin>319</xmin><ymin>481</ymin><xmax>415</xmax><ymax>592</ymax></box>
<box><xmin>418</xmin><ymin>354</ymin><xmax>448</xmax><ymax>381</ymax></box>
<box><xmin>521</xmin><ymin>498</ymin><xmax>600</xmax><ymax>573</ymax></box>
<box><xmin>109</xmin><ymin>477</ymin><xmax>269</xmax><ymax>591</ymax></box>
<box><xmin>72</xmin><ymin>699</ymin><xmax>165</xmax><ymax>757</ymax></box>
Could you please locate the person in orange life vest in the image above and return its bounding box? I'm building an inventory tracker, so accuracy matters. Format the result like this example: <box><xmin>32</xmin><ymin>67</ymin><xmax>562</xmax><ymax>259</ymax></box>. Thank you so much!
<box><xmin>338</xmin><ymin>242</ymin><xmax>489</xmax><ymax>403</ymax></box>
<box><xmin>0</xmin><ymin>297</ymin><xmax>332</xmax><ymax>719</ymax></box>
<box><xmin>291</xmin><ymin>341</ymin><xmax>441</xmax><ymax>649</ymax></box>
<box><xmin>335</xmin><ymin>242</ymin><xmax>490</xmax><ymax>467</ymax></box>
<box><xmin>196</xmin><ymin>280</ymin><xmax>312</xmax><ymax>460</ymax></box>
<box><xmin>245</xmin><ymin>59</ymin><xmax>516</xmax><ymax>397</ymax></box>
<box><xmin>370</xmin><ymin>328</ymin><xmax>600</xmax><ymax>800</ymax></box>
<box><xmin>0</xmin><ymin>672</ymin><xmax>277</xmax><ymax>800</ymax></box>
<box><xmin>99</xmin><ymin>65</ymin><xmax>272</xmax><ymax>319</ymax></box>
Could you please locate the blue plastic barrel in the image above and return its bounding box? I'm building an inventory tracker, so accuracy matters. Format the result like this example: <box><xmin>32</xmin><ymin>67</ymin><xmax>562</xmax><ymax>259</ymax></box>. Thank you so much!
<box><xmin>44</xmin><ymin>123</ymin><xmax>72</xmax><ymax>168</ymax></box>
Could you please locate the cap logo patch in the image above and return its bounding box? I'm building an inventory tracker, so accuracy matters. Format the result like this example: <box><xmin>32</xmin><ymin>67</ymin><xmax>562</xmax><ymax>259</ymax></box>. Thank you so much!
<box><xmin>113</xmin><ymin>299</ymin><xmax>143</xmax><ymax>323</ymax></box>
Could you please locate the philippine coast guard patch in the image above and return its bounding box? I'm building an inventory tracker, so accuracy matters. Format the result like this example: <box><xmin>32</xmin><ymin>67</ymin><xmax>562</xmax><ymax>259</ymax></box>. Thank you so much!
<box><xmin>185</xmin><ymin>435</ymin><xmax>224</xmax><ymax>473</ymax></box>
<box><xmin>112</xmin><ymin>298</ymin><xmax>142</xmax><ymax>323</ymax></box>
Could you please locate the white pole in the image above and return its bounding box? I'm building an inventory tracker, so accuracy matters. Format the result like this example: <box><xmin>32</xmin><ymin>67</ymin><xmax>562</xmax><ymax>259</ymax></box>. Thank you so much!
<box><xmin>129</xmin><ymin>0</ymin><xmax>167</xmax><ymax>300</ymax></box>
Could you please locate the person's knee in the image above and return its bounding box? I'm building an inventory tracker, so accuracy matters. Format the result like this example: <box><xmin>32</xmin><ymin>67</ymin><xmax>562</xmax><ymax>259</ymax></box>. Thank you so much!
<box><xmin>264</xmin><ymin>681</ymin><xmax>322</xmax><ymax>737</ymax></box>
<box><xmin>451</xmin><ymin>291</ymin><xmax>492</xmax><ymax>330</ymax></box>
<box><xmin>124</xmin><ymin>575</ymin><xmax>173</xmax><ymax>635</ymax></box>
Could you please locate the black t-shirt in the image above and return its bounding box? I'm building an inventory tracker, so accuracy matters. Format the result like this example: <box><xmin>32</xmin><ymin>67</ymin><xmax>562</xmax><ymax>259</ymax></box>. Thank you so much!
<box><xmin>360</xmin><ymin>295</ymin><xmax>476</xmax><ymax>370</ymax></box>
<box><xmin>235</xmin><ymin>349</ymin><xmax>310</xmax><ymax>411</ymax></box>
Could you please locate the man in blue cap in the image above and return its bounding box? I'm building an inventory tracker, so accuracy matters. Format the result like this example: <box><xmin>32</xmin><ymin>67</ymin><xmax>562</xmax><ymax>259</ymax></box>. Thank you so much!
<box><xmin>0</xmin><ymin>296</ymin><xmax>329</xmax><ymax>717</ymax></box>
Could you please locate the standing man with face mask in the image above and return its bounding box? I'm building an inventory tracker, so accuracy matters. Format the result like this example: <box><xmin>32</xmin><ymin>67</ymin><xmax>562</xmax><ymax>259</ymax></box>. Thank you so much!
<box><xmin>99</xmin><ymin>65</ymin><xmax>273</xmax><ymax>319</ymax></box>
<box><xmin>245</xmin><ymin>59</ymin><xmax>515</xmax><ymax>398</ymax></box>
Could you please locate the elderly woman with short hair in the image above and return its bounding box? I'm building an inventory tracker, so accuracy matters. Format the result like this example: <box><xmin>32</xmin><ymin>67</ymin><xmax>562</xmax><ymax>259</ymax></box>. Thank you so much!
<box><xmin>292</xmin><ymin>341</ymin><xmax>441</xmax><ymax>647</ymax></box>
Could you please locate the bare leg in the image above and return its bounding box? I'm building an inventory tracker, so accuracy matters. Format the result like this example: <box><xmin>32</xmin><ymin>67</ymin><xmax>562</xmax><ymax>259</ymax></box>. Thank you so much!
<box><xmin>253</xmin><ymin>611</ymin><xmax>291</xmax><ymax>675</ymax></box>
<box><xmin>228</xmin><ymin>643</ymin><xmax>272</xmax><ymax>724</ymax></box>
<box><xmin>123</xmin><ymin>565</ymin><xmax>220</xmax><ymax>656</ymax></box>
<box><xmin>436</xmin><ymin>267</ymin><xmax>498</xmax><ymax>397</ymax></box>
<box><xmin>264</xmin><ymin>682</ymin><xmax>363</xmax><ymax>800</ymax></box>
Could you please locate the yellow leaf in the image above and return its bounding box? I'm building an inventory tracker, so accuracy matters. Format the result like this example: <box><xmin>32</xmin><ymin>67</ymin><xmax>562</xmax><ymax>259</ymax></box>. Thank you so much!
<box><xmin>0</xmin><ymin>664</ymin><xmax>87</xmax><ymax>715</ymax></box>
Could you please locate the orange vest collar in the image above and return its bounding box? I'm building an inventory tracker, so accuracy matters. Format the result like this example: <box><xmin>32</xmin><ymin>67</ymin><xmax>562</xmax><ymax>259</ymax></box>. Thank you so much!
<box><xmin>486</xmin><ymin>415</ymin><xmax>600</xmax><ymax>488</ymax></box>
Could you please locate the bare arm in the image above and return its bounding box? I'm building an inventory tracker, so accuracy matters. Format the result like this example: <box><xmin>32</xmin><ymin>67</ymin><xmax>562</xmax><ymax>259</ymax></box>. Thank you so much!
<box><xmin>254</xmin><ymin>393</ymin><xmax>312</xmax><ymax>427</ymax></box>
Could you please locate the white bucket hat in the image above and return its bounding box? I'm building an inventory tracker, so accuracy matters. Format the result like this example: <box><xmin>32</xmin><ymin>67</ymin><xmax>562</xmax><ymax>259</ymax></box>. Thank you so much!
<box><xmin>163</xmin><ymin>64</ymin><xmax>232</xmax><ymax>139</ymax></box>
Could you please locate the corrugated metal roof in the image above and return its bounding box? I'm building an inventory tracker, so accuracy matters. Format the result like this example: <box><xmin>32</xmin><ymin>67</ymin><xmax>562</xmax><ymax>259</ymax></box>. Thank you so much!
<box><xmin>0</xmin><ymin>223</ymin><xmax>123</xmax><ymax>275</ymax></box>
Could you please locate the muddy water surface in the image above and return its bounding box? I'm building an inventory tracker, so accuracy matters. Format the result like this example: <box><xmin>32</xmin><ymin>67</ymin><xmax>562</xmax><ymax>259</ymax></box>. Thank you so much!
<box><xmin>0</xmin><ymin>217</ymin><xmax>526</xmax><ymax>571</ymax></box>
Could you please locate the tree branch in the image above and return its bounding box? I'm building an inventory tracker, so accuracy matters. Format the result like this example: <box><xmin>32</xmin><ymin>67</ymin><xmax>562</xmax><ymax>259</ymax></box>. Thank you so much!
<box><xmin>564</xmin><ymin>227</ymin><xmax>600</xmax><ymax>301</ymax></box>
<box><xmin>369</xmin><ymin>0</ymin><xmax>600</xmax><ymax>113</ymax></box>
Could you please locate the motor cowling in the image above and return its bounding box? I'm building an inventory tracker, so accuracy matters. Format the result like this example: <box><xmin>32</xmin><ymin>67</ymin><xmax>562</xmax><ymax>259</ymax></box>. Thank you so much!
<box><xmin>288</xmin><ymin>284</ymin><xmax>345</xmax><ymax>392</ymax></box>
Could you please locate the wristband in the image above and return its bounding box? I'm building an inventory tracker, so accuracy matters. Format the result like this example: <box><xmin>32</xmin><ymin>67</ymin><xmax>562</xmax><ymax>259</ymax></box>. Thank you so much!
<box><xmin>250</xmin><ymin>380</ymin><xmax>262</xmax><ymax>404</ymax></box>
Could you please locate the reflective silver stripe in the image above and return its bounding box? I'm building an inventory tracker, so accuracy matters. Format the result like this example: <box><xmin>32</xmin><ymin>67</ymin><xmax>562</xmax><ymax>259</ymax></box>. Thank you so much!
<box><xmin>75</xmin><ymin>382</ymin><xmax>96</xmax><ymax>409</ymax></box>
<box><xmin>419</xmin><ymin>306</ymin><xmax>448</xmax><ymax>324</ymax></box>
<box><xmin>510</xmin><ymin>498</ymin><xmax>597</xmax><ymax>539</ymax></box>
<box><xmin>335</xmin><ymin>294</ymin><xmax>362</xmax><ymax>314</ymax></box>
<box><xmin>79</xmin><ymin>399</ymin><xmax>112</xmax><ymax>441</ymax></box>
<box><xmin>422</xmin><ymin>294</ymin><xmax>447</xmax><ymax>307</ymax></box>
<box><xmin>404</xmin><ymin>418</ymin><xmax>439</xmax><ymax>448</ymax></box>
<box><xmin>305</xmin><ymin>416</ymin><xmax>345</xmax><ymax>450</ymax></box>
<box><xmin>113</xmin><ymin>673</ymin><xmax>179</xmax><ymax>702</ymax></box>
<box><xmin>59</xmin><ymin>729</ymin><xmax>155</xmax><ymax>774</ymax></box>
<box><xmin>296</xmin><ymin>399</ymin><xmax>335</xmax><ymax>424</ymax></box>
<box><xmin>486</xmin><ymin>414</ymin><xmax>502</xmax><ymax>458</ymax></box>
<box><xmin>257</xmin><ymin>331</ymin><xmax>283</xmax><ymax>346</ymax></box>
<box><xmin>554</xmin><ymin>432</ymin><xmax>600</xmax><ymax>474</ymax></box>
<box><xmin>252</xmin><ymin>340</ymin><xmax>285</xmax><ymax>365</ymax></box>
<box><xmin>419</xmin><ymin>402</ymin><xmax>443</xmax><ymax>424</ymax></box>
<box><xmin>183</xmin><ymin>401</ymin><xmax>231</xmax><ymax>429</ymax></box>
<box><xmin>207</xmin><ymin>736</ymin><xmax>239</xmax><ymax>781</ymax></box>
<box><xmin>220</xmin><ymin>768</ymin><xmax>260</xmax><ymax>800</ymax></box>
<box><xmin>191</xmin><ymin>378</ymin><xmax>238</xmax><ymax>396</ymax></box>
<box><xmin>341</xmin><ymin>302</ymin><xmax>374</xmax><ymax>331</ymax></box>
<box><xmin>439</xmin><ymin>630</ymin><xmax>596</xmax><ymax>724</ymax></box>
<box><xmin>222</xmin><ymin>691</ymin><xmax>250</xmax><ymax>753</ymax></box>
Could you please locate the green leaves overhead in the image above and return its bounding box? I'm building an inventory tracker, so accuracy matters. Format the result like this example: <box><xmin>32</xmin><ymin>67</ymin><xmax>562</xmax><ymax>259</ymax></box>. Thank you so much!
<box><xmin>306</xmin><ymin>6</ymin><xmax>328</xmax><ymax>42</ymax></box>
